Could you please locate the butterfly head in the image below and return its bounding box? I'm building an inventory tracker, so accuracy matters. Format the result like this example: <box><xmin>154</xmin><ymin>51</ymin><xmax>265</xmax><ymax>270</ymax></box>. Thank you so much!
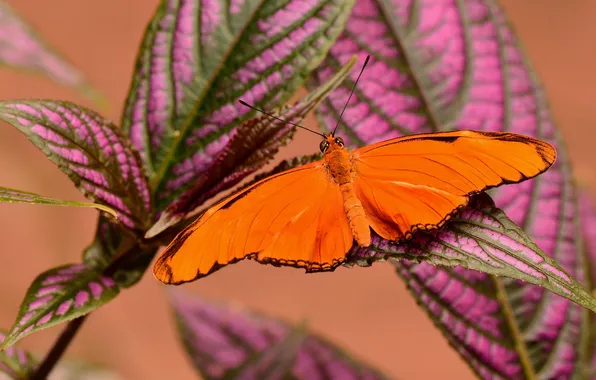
<box><xmin>320</xmin><ymin>134</ymin><xmax>345</xmax><ymax>154</ymax></box>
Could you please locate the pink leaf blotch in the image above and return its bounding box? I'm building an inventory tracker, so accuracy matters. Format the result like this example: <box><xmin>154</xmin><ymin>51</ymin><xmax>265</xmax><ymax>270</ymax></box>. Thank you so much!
<box><xmin>1</xmin><ymin>264</ymin><xmax>119</xmax><ymax>349</ymax></box>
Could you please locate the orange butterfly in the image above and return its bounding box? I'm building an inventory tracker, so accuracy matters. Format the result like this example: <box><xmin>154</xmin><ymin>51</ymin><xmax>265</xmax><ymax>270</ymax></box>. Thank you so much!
<box><xmin>153</xmin><ymin>57</ymin><xmax>556</xmax><ymax>285</ymax></box>
<box><xmin>153</xmin><ymin>128</ymin><xmax>556</xmax><ymax>284</ymax></box>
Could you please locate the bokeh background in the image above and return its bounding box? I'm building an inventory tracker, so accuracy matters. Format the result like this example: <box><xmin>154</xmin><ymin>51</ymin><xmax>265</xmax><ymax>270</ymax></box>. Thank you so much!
<box><xmin>0</xmin><ymin>1</ymin><xmax>593</xmax><ymax>379</ymax></box>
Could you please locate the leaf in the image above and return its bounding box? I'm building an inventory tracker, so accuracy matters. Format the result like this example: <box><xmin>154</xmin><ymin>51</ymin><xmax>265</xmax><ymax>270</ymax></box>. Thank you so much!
<box><xmin>170</xmin><ymin>291</ymin><xmax>388</xmax><ymax>379</ymax></box>
<box><xmin>1</xmin><ymin>264</ymin><xmax>120</xmax><ymax>349</ymax></box>
<box><xmin>0</xmin><ymin>2</ymin><xmax>104</xmax><ymax>103</ymax></box>
<box><xmin>0</xmin><ymin>185</ymin><xmax>117</xmax><ymax>218</ymax></box>
<box><xmin>0</xmin><ymin>330</ymin><xmax>36</xmax><ymax>379</ymax></box>
<box><xmin>121</xmin><ymin>0</ymin><xmax>356</xmax><ymax>212</ymax></box>
<box><xmin>0</xmin><ymin>100</ymin><xmax>152</xmax><ymax>231</ymax></box>
<box><xmin>309</xmin><ymin>0</ymin><xmax>592</xmax><ymax>377</ymax></box>
<box><xmin>578</xmin><ymin>191</ymin><xmax>596</xmax><ymax>378</ymax></box>
<box><xmin>223</xmin><ymin>324</ymin><xmax>307</xmax><ymax>379</ymax></box>
<box><xmin>579</xmin><ymin>191</ymin><xmax>596</xmax><ymax>283</ymax></box>
<box><xmin>145</xmin><ymin>57</ymin><xmax>357</xmax><ymax>238</ymax></box>
<box><xmin>348</xmin><ymin>193</ymin><xmax>596</xmax><ymax>313</ymax></box>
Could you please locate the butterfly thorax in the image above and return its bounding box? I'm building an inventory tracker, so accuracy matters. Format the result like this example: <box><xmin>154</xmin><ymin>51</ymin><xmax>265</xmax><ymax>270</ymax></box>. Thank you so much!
<box><xmin>323</xmin><ymin>139</ymin><xmax>371</xmax><ymax>247</ymax></box>
<box><xmin>324</xmin><ymin>146</ymin><xmax>353</xmax><ymax>185</ymax></box>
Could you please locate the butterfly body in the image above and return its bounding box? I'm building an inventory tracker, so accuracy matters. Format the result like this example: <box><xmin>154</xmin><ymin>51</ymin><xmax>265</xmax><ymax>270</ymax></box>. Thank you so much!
<box><xmin>322</xmin><ymin>134</ymin><xmax>370</xmax><ymax>247</ymax></box>
<box><xmin>154</xmin><ymin>130</ymin><xmax>556</xmax><ymax>285</ymax></box>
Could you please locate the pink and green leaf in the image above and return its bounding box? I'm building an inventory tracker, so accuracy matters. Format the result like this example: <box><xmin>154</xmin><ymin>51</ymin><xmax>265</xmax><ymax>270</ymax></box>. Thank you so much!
<box><xmin>0</xmin><ymin>2</ymin><xmax>103</xmax><ymax>103</ymax></box>
<box><xmin>170</xmin><ymin>291</ymin><xmax>388</xmax><ymax>379</ymax></box>
<box><xmin>578</xmin><ymin>191</ymin><xmax>596</xmax><ymax>375</ymax></box>
<box><xmin>309</xmin><ymin>0</ymin><xmax>592</xmax><ymax>377</ymax></box>
<box><xmin>0</xmin><ymin>185</ymin><xmax>117</xmax><ymax>218</ymax></box>
<box><xmin>0</xmin><ymin>330</ymin><xmax>36</xmax><ymax>379</ymax></box>
<box><xmin>120</xmin><ymin>0</ymin><xmax>356</xmax><ymax>212</ymax></box>
<box><xmin>146</xmin><ymin>57</ymin><xmax>357</xmax><ymax>238</ymax></box>
<box><xmin>1</xmin><ymin>264</ymin><xmax>120</xmax><ymax>349</ymax></box>
<box><xmin>0</xmin><ymin>100</ymin><xmax>151</xmax><ymax>231</ymax></box>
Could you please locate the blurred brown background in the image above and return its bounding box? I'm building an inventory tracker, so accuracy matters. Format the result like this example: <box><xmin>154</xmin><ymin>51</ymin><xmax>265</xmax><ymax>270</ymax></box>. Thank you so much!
<box><xmin>0</xmin><ymin>1</ymin><xmax>593</xmax><ymax>379</ymax></box>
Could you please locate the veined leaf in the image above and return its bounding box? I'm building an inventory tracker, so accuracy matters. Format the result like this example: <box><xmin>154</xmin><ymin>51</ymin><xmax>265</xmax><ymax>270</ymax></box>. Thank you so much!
<box><xmin>347</xmin><ymin>193</ymin><xmax>596</xmax><ymax>311</ymax></box>
<box><xmin>309</xmin><ymin>0</ymin><xmax>591</xmax><ymax>377</ymax></box>
<box><xmin>146</xmin><ymin>57</ymin><xmax>357</xmax><ymax>238</ymax></box>
<box><xmin>170</xmin><ymin>291</ymin><xmax>388</xmax><ymax>379</ymax></box>
<box><xmin>0</xmin><ymin>2</ymin><xmax>103</xmax><ymax>103</ymax></box>
<box><xmin>0</xmin><ymin>330</ymin><xmax>36</xmax><ymax>379</ymax></box>
<box><xmin>579</xmin><ymin>192</ymin><xmax>596</xmax><ymax>378</ymax></box>
<box><xmin>1</xmin><ymin>264</ymin><xmax>119</xmax><ymax>349</ymax></box>
<box><xmin>0</xmin><ymin>185</ymin><xmax>117</xmax><ymax>218</ymax></box>
<box><xmin>579</xmin><ymin>192</ymin><xmax>596</xmax><ymax>283</ymax></box>
<box><xmin>223</xmin><ymin>324</ymin><xmax>307</xmax><ymax>379</ymax></box>
<box><xmin>121</xmin><ymin>0</ymin><xmax>356</xmax><ymax>212</ymax></box>
<box><xmin>0</xmin><ymin>101</ymin><xmax>151</xmax><ymax>230</ymax></box>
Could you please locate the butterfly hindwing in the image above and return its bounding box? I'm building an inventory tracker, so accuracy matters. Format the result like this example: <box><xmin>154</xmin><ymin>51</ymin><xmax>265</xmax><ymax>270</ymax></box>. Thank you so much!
<box><xmin>153</xmin><ymin>162</ymin><xmax>353</xmax><ymax>284</ymax></box>
<box><xmin>351</xmin><ymin>130</ymin><xmax>556</xmax><ymax>241</ymax></box>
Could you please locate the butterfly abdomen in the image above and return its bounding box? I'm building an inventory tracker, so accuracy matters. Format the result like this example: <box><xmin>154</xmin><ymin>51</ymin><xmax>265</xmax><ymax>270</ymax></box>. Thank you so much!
<box><xmin>339</xmin><ymin>183</ymin><xmax>370</xmax><ymax>247</ymax></box>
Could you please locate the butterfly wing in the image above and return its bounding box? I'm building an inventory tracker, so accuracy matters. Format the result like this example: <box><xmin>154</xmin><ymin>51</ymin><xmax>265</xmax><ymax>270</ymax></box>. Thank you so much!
<box><xmin>351</xmin><ymin>130</ymin><xmax>556</xmax><ymax>241</ymax></box>
<box><xmin>153</xmin><ymin>161</ymin><xmax>353</xmax><ymax>284</ymax></box>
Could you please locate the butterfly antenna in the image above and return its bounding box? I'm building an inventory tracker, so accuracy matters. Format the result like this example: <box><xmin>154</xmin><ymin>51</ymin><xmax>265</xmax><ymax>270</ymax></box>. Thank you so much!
<box><xmin>238</xmin><ymin>100</ymin><xmax>325</xmax><ymax>137</ymax></box>
<box><xmin>332</xmin><ymin>55</ymin><xmax>370</xmax><ymax>136</ymax></box>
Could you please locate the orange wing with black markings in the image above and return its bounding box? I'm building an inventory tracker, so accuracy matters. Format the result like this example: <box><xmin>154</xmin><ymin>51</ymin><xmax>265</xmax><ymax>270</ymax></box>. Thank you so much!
<box><xmin>153</xmin><ymin>129</ymin><xmax>556</xmax><ymax>285</ymax></box>
<box><xmin>351</xmin><ymin>130</ymin><xmax>556</xmax><ymax>241</ymax></box>
<box><xmin>153</xmin><ymin>161</ymin><xmax>353</xmax><ymax>284</ymax></box>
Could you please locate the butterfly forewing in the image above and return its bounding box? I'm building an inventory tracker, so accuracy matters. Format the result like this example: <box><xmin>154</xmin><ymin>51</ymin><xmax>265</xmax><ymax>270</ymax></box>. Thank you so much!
<box><xmin>153</xmin><ymin>161</ymin><xmax>353</xmax><ymax>284</ymax></box>
<box><xmin>351</xmin><ymin>130</ymin><xmax>556</xmax><ymax>241</ymax></box>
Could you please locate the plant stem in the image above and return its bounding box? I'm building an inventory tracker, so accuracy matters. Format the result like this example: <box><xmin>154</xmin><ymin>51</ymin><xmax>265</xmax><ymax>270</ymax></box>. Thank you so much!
<box><xmin>30</xmin><ymin>315</ymin><xmax>88</xmax><ymax>380</ymax></box>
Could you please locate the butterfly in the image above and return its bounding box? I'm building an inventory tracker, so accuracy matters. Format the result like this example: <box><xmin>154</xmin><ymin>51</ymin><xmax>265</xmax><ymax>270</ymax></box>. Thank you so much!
<box><xmin>153</xmin><ymin>128</ymin><xmax>556</xmax><ymax>284</ymax></box>
<box><xmin>153</xmin><ymin>57</ymin><xmax>557</xmax><ymax>285</ymax></box>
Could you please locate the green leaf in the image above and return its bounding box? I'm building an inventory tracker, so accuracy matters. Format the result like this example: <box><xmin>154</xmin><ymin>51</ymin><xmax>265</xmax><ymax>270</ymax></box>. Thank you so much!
<box><xmin>0</xmin><ymin>100</ymin><xmax>152</xmax><ymax>231</ymax></box>
<box><xmin>348</xmin><ymin>194</ymin><xmax>596</xmax><ymax>314</ymax></box>
<box><xmin>0</xmin><ymin>185</ymin><xmax>117</xmax><ymax>218</ymax></box>
<box><xmin>121</xmin><ymin>0</ymin><xmax>356</xmax><ymax>212</ymax></box>
<box><xmin>145</xmin><ymin>57</ymin><xmax>357</xmax><ymax>238</ymax></box>
<box><xmin>1</xmin><ymin>264</ymin><xmax>120</xmax><ymax>349</ymax></box>
<box><xmin>0</xmin><ymin>330</ymin><xmax>36</xmax><ymax>379</ymax></box>
<box><xmin>0</xmin><ymin>2</ymin><xmax>105</xmax><ymax>105</ymax></box>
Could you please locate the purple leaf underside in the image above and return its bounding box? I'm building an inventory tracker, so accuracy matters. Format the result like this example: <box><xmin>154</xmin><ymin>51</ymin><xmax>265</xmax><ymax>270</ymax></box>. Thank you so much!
<box><xmin>309</xmin><ymin>0</ymin><xmax>591</xmax><ymax>377</ymax></box>
<box><xmin>0</xmin><ymin>101</ymin><xmax>151</xmax><ymax>230</ymax></box>
<box><xmin>0</xmin><ymin>2</ymin><xmax>100</xmax><ymax>100</ymax></box>
<box><xmin>170</xmin><ymin>291</ymin><xmax>388</xmax><ymax>379</ymax></box>
<box><xmin>1</xmin><ymin>264</ymin><xmax>119</xmax><ymax>349</ymax></box>
<box><xmin>0</xmin><ymin>331</ymin><xmax>36</xmax><ymax>378</ymax></box>
<box><xmin>147</xmin><ymin>57</ymin><xmax>357</xmax><ymax>237</ymax></box>
<box><xmin>121</xmin><ymin>0</ymin><xmax>356</xmax><ymax>213</ymax></box>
